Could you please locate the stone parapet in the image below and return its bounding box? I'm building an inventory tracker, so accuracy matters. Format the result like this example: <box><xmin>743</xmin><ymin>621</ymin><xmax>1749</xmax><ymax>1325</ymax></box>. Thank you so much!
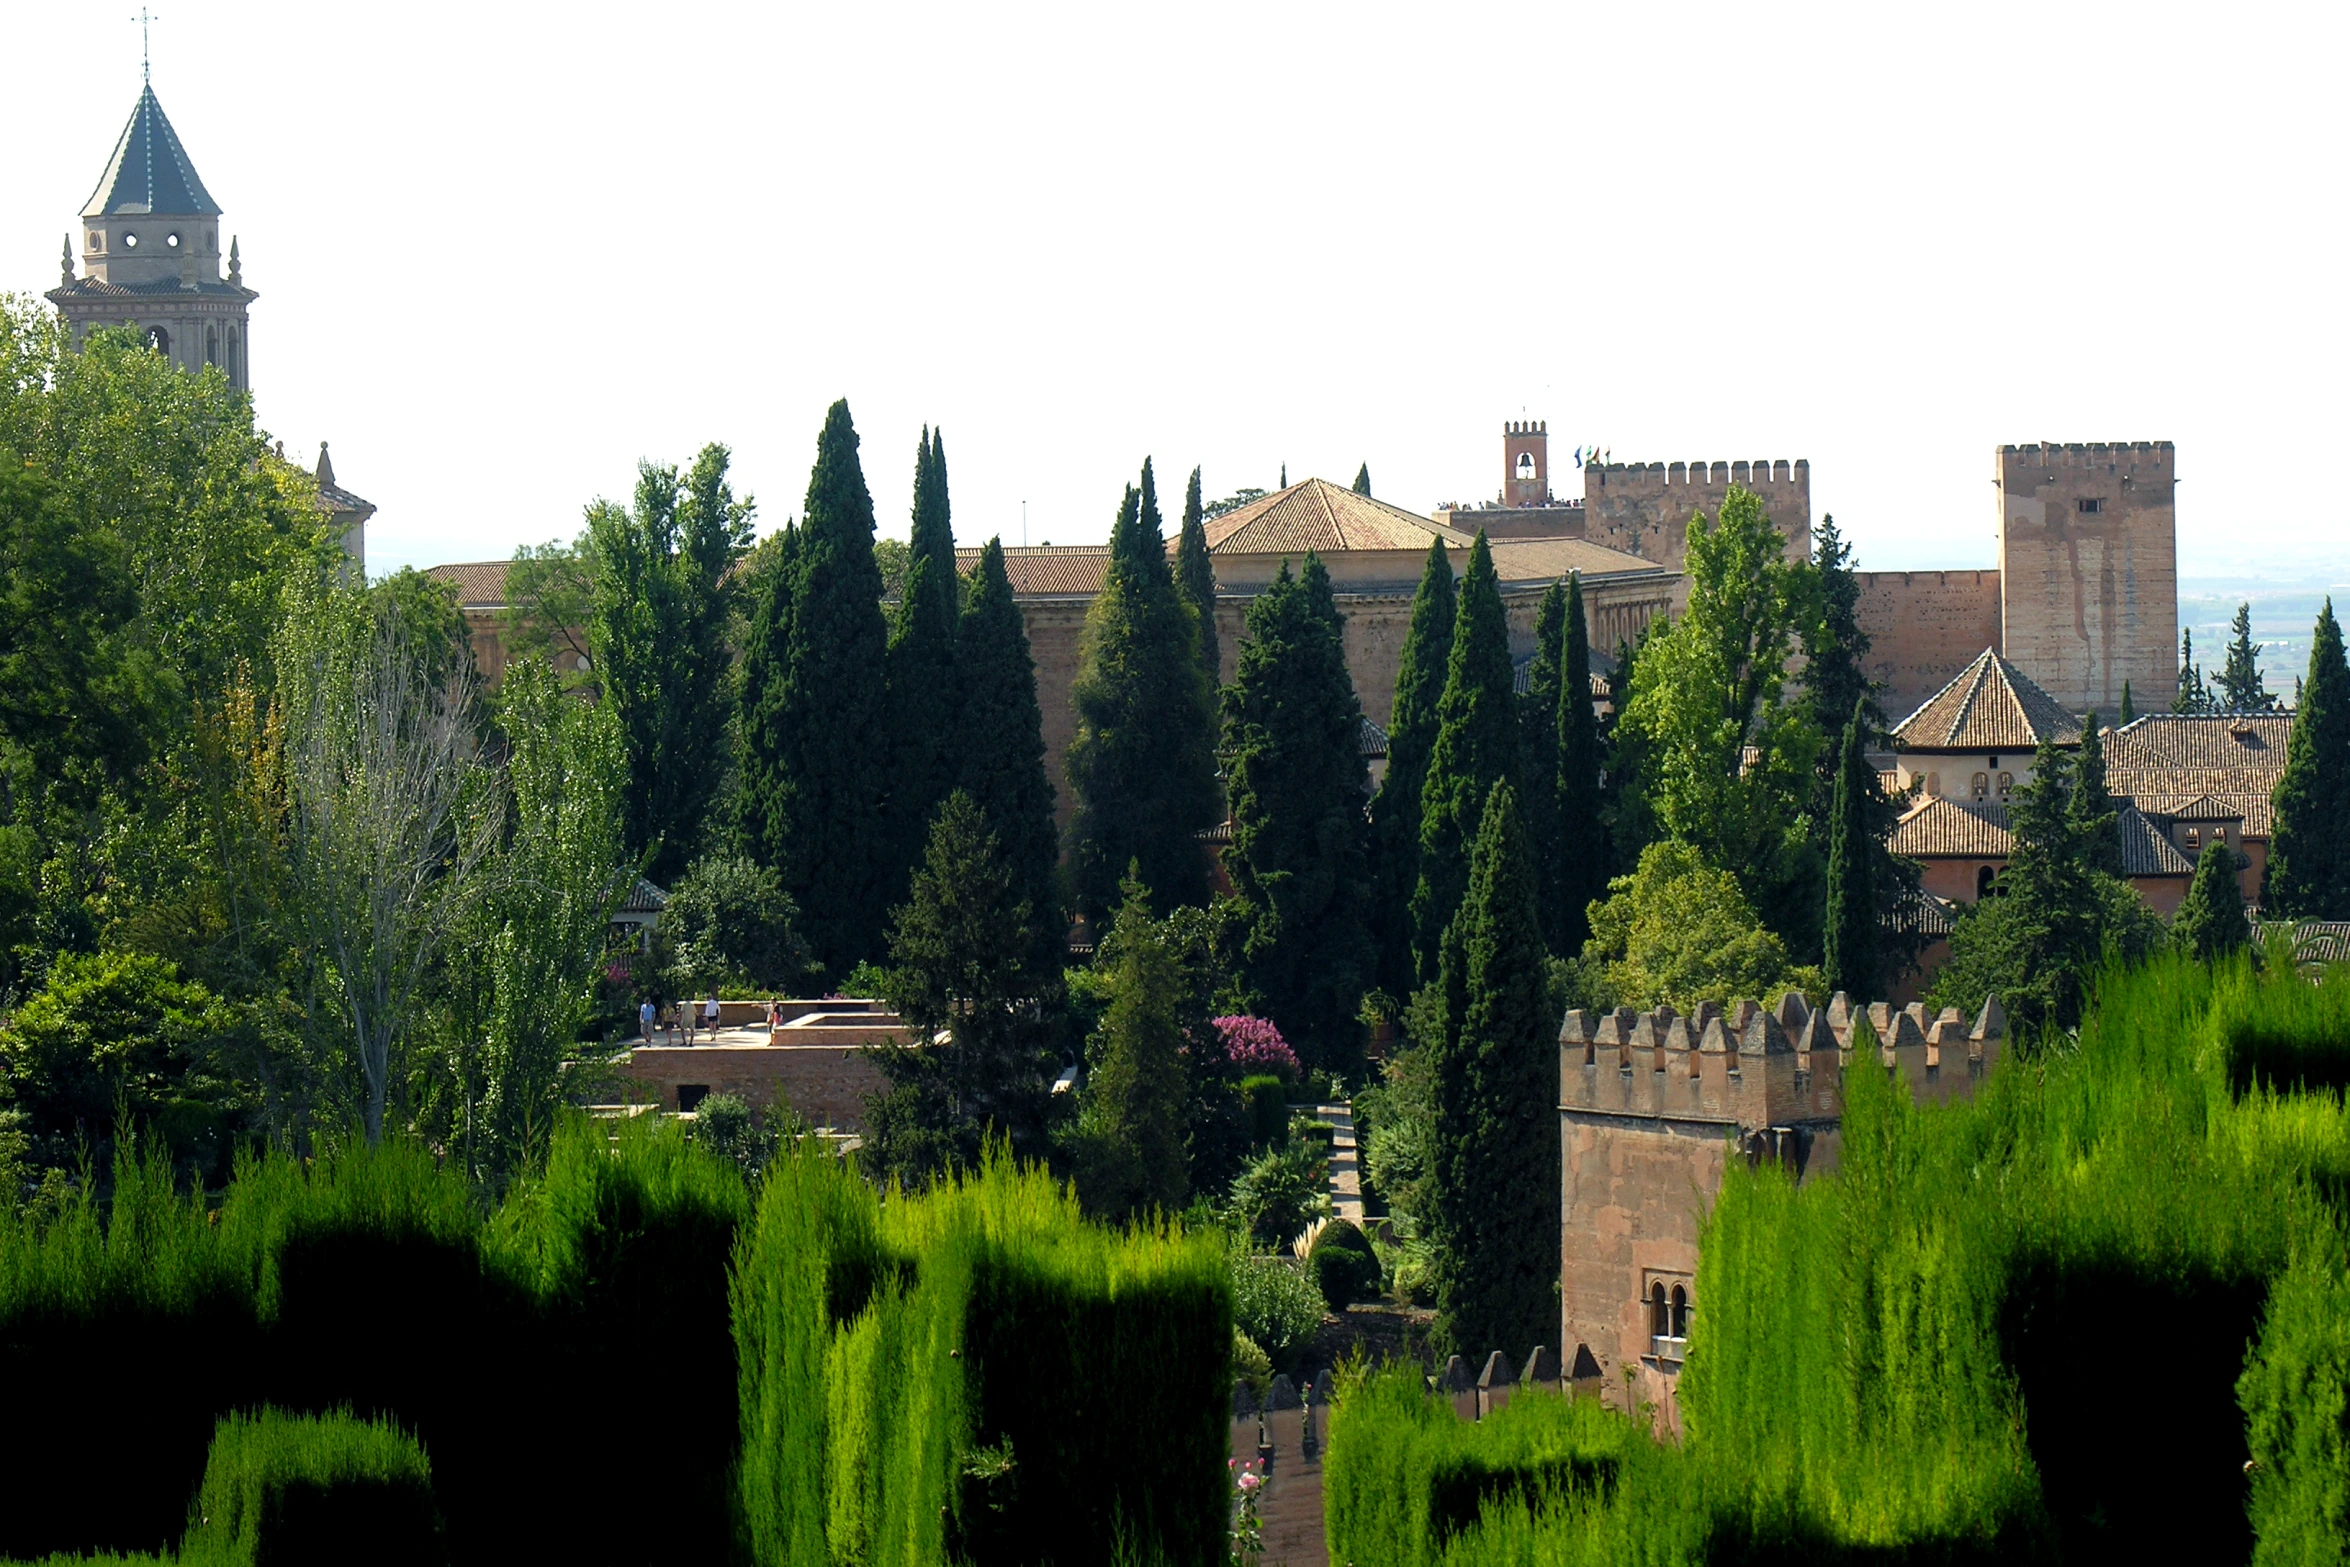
<box><xmin>1558</xmin><ymin>990</ymin><xmax>2005</xmax><ymax>1128</ymax></box>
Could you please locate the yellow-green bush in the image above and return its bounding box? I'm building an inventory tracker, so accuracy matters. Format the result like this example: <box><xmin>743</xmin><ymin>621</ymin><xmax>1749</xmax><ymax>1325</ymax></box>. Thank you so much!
<box><xmin>731</xmin><ymin>1143</ymin><xmax>1231</xmax><ymax>1566</ymax></box>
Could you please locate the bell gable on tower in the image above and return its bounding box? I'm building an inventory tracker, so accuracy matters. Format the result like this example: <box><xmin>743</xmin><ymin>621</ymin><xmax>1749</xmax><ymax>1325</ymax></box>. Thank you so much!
<box><xmin>48</xmin><ymin>83</ymin><xmax>256</xmax><ymax>390</ymax></box>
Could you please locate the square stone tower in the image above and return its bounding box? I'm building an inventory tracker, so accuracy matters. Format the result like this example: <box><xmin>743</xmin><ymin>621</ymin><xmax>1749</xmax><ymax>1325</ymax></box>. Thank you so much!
<box><xmin>1996</xmin><ymin>443</ymin><xmax>2177</xmax><ymax>715</ymax></box>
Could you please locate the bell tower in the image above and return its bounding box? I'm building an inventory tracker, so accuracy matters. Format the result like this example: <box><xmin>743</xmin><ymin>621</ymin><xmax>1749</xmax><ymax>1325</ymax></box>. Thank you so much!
<box><xmin>1503</xmin><ymin>420</ymin><xmax>1550</xmax><ymax>507</ymax></box>
<box><xmin>47</xmin><ymin>79</ymin><xmax>256</xmax><ymax>390</ymax></box>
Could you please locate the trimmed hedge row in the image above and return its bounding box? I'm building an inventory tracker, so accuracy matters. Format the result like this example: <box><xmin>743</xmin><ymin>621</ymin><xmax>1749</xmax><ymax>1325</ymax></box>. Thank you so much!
<box><xmin>0</xmin><ymin>1115</ymin><xmax>745</xmax><ymax>1565</ymax></box>
<box><xmin>732</xmin><ymin>1143</ymin><xmax>1232</xmax><ymax>1566</ymax></box>
<box><xmin>1326</xmin><ymin>948</ymin><xmax>2350</xmax><ymax>1562</ymax></box>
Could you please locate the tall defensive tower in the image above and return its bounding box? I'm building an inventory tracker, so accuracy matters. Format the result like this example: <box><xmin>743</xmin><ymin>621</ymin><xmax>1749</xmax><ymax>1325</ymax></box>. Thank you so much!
<box><xmin>1995</xmin><ymin>442</ymin><xmax>2177</xmax><ymax>715</ymax></box>
<box><xmin>47</xmin><ymin>81</ymin><xmax>256</xmax><ymax>390</ymax></box>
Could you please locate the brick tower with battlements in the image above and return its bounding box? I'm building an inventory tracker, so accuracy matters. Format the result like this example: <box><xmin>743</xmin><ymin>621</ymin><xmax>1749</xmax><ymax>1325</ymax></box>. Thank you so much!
<box><xmin>1503</xmin><ymin>421</ymin><xmax>1552</xmax><ymax>507</ymax></box>
<box><xmin>1995</xmin><ymin>442</ymin><xmax>2177</xmax><ymax>715</ymax></box>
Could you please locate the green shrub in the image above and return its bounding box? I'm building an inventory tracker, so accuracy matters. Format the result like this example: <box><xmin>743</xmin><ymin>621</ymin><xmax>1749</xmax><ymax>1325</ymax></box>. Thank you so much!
<box><xmin>731</xmin><ymin>1142</ymin><xmax>1231</xmax><ymax>1566</ymax></box>
<box><xmin>1224</xmin><ymin>1139</ymin><xmax>1328</xmax><ymax>1250</ymax></box>
<box><xmin>1228</xmin><ymin>1247</ymin><xmax>1323</xmax><ymax>1373</ymax></box>
<box><xmin>1238</xmin><ymin>1074</ymin><xmax>1287</xmax><ymax>1147</ymax></box>
<box><xmin>1309</xmin><ymin>1219</ymin><xmax>1381</xmax><ymax>1309</ymax></box>
<box><xmin>183</xmin><ymin>1407</ymin><xmax>440</xmax><ymax>1566</ymax></box>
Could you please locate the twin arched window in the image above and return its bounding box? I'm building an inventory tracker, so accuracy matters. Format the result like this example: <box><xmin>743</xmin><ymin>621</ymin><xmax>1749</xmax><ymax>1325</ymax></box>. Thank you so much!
<box><xmin>1649</xmin><ymin>1282</ymin><xmax>1692</xmax><ymax>1340</ymax></box>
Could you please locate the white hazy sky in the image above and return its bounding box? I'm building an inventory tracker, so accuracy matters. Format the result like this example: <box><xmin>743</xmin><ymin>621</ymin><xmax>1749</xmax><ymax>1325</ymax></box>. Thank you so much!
<box><xmin>4</xmin><ymin>2</ymin><xmax>2345</xmax><ymax>584</ymax></box>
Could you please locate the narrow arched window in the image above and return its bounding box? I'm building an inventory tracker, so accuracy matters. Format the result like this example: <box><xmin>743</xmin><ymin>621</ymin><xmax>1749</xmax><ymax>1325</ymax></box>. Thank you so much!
<box><xmin>1977</xmin><ymin>866</ymin><xmax>1997</xmax><ymax>900</ymax></box>
<box><xmin>145</xmin><ymin>325</ymin><xmax>171</xmax><ymax>356</ymax></box>
<box><xmin>1997</xmin><ymin>772</ymin><xmax>2015</xmax><ymax>801</ymax></box>
<box><xmin>206</xmin><ymin>328</ymin><xmax>218</xmax><ymax>366</ymax></box>
<box><xmin>1649</xmin><ymin>1282</ymin><xmax>1669</xmax><ymax>1339</ymax></box>
<box><xmin>1927</xmin><ymin>771</ymin><xmax>1940</xmax><ymax>796</ymax></box>
<box><xmin>2185</xmin><ymin>826</ymin><xmax>2200</xmax><ymax>853</ymax></box>
<box><xmin>1669</xmin><ymin>1285</ymin><xmax>1690</xmax><ymax>1338</ymax></box>
<box><xmin>1971</xmin><ymin>772</ymin><xmax>1989</xmax><ymax>800</ymax></box>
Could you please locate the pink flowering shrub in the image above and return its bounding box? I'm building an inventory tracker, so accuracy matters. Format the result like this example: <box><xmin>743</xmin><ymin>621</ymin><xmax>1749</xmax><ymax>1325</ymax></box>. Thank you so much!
<box><xmin>1215</xmin><ymin>1016</ymin><xmax>1300</xmax><ymax>1080</ymax></box>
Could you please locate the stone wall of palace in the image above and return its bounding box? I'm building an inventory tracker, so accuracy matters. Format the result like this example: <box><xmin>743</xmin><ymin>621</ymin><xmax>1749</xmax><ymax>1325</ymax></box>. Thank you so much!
<box><xmin>1853</xmin><ymin>569</ymin><xmax>2006</xmax><ymax>721</ymax></box>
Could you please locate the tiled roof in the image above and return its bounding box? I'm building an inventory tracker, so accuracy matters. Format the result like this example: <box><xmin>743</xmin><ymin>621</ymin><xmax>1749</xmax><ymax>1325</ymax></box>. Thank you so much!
<box><xmin>618</xmin><ymin>877</ymin><xmax>668</xmax><ymax>914</ymax></box>
<box><xmin>84</xmin><ymin>86</ymin><xmax>221</xmax><ymax>217</ymax></box>
<box><xmin>1484</xmin><ymin>535</ymin><xmax>1673</xmax><ymax>584</ymax></box>
<box><xmin>2132</xmin><ymin>793</ymin><xmax>2244</xmax><ymax>824</ymax></box>
<box><xmin>1360</xmin><ymin>716</ymin><xmax>1389</xmax><ymax>758</ymax></box>
<box><xmin>1891</xmin><ymin>797</ymin><xmax>2013</xmax><ymax>859</ymax></box>
<box><xmin>1892</xmin><ymin>649</ymin><xmax>2084</xmax><ymax>752</ymax></box>
<box><xmin>2106</xmin><ymin>712</ymin><xmax>2292</xmax><ymax>840</ymax></box>
<box><xmin>1205</xmin><ymin>478</ymin><xmax>1470</xmax><ymax>555</ymax></box>
<box><xmin>49</xmin><ymin>274</ymin><xmax>250</xmax><ymax>298</ymax></box>
<box><xmin>425</xmin><ymin>560</ymin><xmax>513</xmax><ymax>608</ymax></box>
<box><xmin>951</xmin><ymin>545</ymin><xmax>1111</xmax><ymax>597</ymax></box>
<box><xmin>1895</xmin><ymin>890</ymin><xmax>1959</xmax><ymax>938</ymax></box>
<box><xmin>1892</xmin><ymin>795</ymin><xmax>2191</xmax><ymax>877</ymax></box>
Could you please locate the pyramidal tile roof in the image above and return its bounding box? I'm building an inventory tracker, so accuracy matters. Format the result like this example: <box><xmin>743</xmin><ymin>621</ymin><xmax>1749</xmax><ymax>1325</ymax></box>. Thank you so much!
<box><xmin>1204</xmin><ymin>477</ymin><xmax>1471</xmax><ymax>555</ymax></box>
<box><xmin>84</xmin><ymin>85</ymin><xmax>220</xmax><ymax>218</ymax></box>
<box><xmin>1891</xmin><ymin>649</ymin><xmax>2083</xmax><ymax>752</ymax></box>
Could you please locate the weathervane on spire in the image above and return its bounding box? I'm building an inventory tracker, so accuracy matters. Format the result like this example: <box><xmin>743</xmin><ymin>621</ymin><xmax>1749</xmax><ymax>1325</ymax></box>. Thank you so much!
<box><xmin>133</xmin><ymin>7</ymin><xmax>156</xmax><ymax>85</ymax></box>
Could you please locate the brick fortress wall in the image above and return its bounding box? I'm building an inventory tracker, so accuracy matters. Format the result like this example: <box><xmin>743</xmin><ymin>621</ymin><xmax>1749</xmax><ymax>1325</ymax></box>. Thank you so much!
<box><xmin>1854</xmin><ymin>570</ymin><xmax>2004</xmax><ymax>721</ymax></box>
<box><xmin>1582</xmin><ymin>459</ymin><xmax>1812</xmax><ymax>568</ymax></box>
<box><xmin>1998</xmin><ymin>441</ymin><xmax>2178</xmax><ymax>714</ymax></box>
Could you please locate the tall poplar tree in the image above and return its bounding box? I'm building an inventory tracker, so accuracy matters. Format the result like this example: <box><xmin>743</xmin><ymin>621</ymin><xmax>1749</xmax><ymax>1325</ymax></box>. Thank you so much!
<box><xmin>955</xmin><ymin>538</ymin><xmax>1063</xmax><ymax>975</ymax></box>
<box><xmin>1424</xmin><ymin>781</ymin><xmax>1557</xmax><ymax>1358</ymax></box>
<box><xmin>1519</xmin><ymin>580</ymin><xmax>1568</xmax><ymax>952</ymax></box>
<box><xmin>1222</xmin><ymin>554</ymin><xmax>1373</xmax><ymax>1070</ymax></box>
<box><xmin>884</xmin><ymin>427</ymin><xmax>962</xmax><ymax>910</ymax></box>
<box><xmin>1555</xmin><ymin>572</ymin><xmax>1604</xmax><ymax>953</ymax></box>
<box><xmin>1411</xmin><ymin>532</ymin><xmax>1519</xmax><ymax>982</ymax></box>
<box><xmin>1822</xmin><ymin>700</ymin><xmax>1878</xmax><ymax>999</ymax></box>
<box><xmin>586</xmin><ymin>443</ymin><xmax>752</xmax><ymax>884</ymax></box>
<box><xmin>1175</xmin><ymin>465</ymin><xmax>1220</xmax><ymax>683</ymax></box>
<box><xmin>739</xmin><ymin>400</ymin><xmax>892</xmax><ymax>978</ymax></box>
<box><xmin>1066</xmin><ymin>460</ymin><xmax>1222</xmax><ymax>918</ymax></box>
<box><xmin>2266</xmin><ymin>598</ymin><xmax>2350</xmax><ymax>918</ymax></box>
<box><xmin>1368</xmin><ymin>536</ymin><xmax>1455</xmax><ymax>998</ymax></box>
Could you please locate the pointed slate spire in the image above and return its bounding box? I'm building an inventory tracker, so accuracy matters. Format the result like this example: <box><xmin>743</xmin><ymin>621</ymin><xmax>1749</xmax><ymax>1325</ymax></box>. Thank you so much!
<box><xmin>59</xmin><ymin>236</ymin><xmax>73</xmax><ymax>285</ymax></box>
<box><xmin>84</xmin><ymin>85</ymin><xmax>221</xmax><ymax>218</ymax></box>
<box><xmin>316</xmin><ymin>441</ymin><xmax>337</xmax><ymax>490</ymax></box>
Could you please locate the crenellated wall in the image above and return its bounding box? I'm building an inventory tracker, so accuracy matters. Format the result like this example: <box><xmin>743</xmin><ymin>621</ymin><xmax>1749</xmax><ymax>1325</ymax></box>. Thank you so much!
<box><xmin>1580</xmin><ymin>459</ymin><xmax>1811</xmax><ymax>570</ymax></box>
<box><xmin>1854</xmin><ymin>569</ymin><xmax>2005</xmax><ymax>723</ymax></box>
<box><xmin>1558</xmin><ymin>991</ymin><xmax>2006</xmax><ymax>1427</ymax></box>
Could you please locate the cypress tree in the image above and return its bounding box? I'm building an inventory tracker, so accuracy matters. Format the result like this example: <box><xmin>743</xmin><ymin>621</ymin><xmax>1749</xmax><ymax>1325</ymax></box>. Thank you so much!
<box><xmin>2216</xmin><ymin>602</ymin><xmax>2277</xmax><ymax>711</ymax></box>
<box><xmin>1411</xmin><ymin>532</ymin><xmax>1519</xmax><ymax>982</ymax></box>
<box><xmin>2174</xmin><ymin>628</ymin><xmax>2211</xmax><ymax>714</ymax></box>
<box><xmin>1424</xmin><ymin>781</ymin><xmax>1557</xmax><ymax>1358</ymax></box>
<box><xmin>2266</xmin><ymin>598</ymin><xmax>2350</xmax><ymax>918</ymax></box>
<box><xmin>1519</xmin><ymin>580</ymin><xmax>1567</xmax><ymax>952</ymax></box>
<box><xmin>2173</xmin><ymin>836</ymin><xmax>2251</xmax><ymax>962</ymax></box>
<box><xmin>1175</xmin><ymin>464</ymin><xmax>1220</xmax><ymax>683</ymax></box>
<box><xmin>884</xmin><ymin>427</ymin><xmax>962</xmax><ymax>912</ymax></box>
<box><xmin>1353</xmin><ymin>463</ymin><xmax>1373</xmax><ymax>497</ymax></box>
<box><xmin>2073</xmin><ymin>713</ymin><xmax>2120</xmax><ymax>875</ymax></box>
<box><xmin>1555</xmin><ymin>571</ymin><xmax>1604</xmax><ymax>953</ymax></box>
<box><xmin>956</xmin><ymin>537</ymin><xmax>1063</xmax><ymax>977</ymax></box>
<box><xmin>2119</xmin><ymin>680</ymin><xmax>2136</xmax><ymax>727</ymax></box>
<box><xmin>1073</xmin><ymin>874</ymin><xmax>1192</xmax><ymax>1222</ymax></box>
<box><xmin>1368</xmin><ymin>535</ymin><xmax>1455</xmax><ymax>998</ymax></box>
<box><xmin>740</xmin><ymin>399</ymin><xmax>892</xmax><ymax>979</ymax></box>
<box><xmin>1822</xmin><ymin>699</ymin><xmax>1878</xmax><ymax>999</ymax></box>
<box><xmin>1066</xmin><ymin>461</ymin><xmax>1222</xmax><ymax>918</ymax></box>
<box><xmin>1222</xmin><ymin>554</ymin><xmax>1374</xmax><ymax>1071</ymax></box>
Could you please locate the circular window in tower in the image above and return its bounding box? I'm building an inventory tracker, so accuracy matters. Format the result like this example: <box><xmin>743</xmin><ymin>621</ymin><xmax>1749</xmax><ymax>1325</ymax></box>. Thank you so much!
<box><xmin>120</xmin><ymin>231</ymin><xmax>139</xmax><ymax>248</ymax></box>
<box><xmin>166</xmin><ymin>232</ymin><xmax>182</xmax><ymax>249</ymax></box>
<box><xmin>87</xmin><ymin>231</ymin><xmax>102</xmax><ymax>250</ymax></box>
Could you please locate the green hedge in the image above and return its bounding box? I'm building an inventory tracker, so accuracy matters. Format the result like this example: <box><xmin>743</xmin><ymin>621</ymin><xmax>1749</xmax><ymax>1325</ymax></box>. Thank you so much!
<box><xmin>0</xmin><ymin>1115</ymin><xmax>745</xmax><ymax>1565</ymax></box>
<box><xmin>732</xmin><ymin>1143</ymin><xmax>1231</xmax><ymax>1566</ymax></box>
<box><xmin>1326</xmin><ymin>950</ymin><xmax>2350</xmax><ymax>1562</ymax></box>
<box><xmin>183</xmin><ymin>1408</ymin><xmax>439</xmax><ymax>1565</ymax></box>
<box><xmin>1239</xmin><ymin>1075</ymin><xmax>1289</xmax><ymax>1147</ymax></box>
<box><xmin>1309</xmin><ymin>1218</ymin><xmax>1381</xmax><ymax>1308</ymax></box>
